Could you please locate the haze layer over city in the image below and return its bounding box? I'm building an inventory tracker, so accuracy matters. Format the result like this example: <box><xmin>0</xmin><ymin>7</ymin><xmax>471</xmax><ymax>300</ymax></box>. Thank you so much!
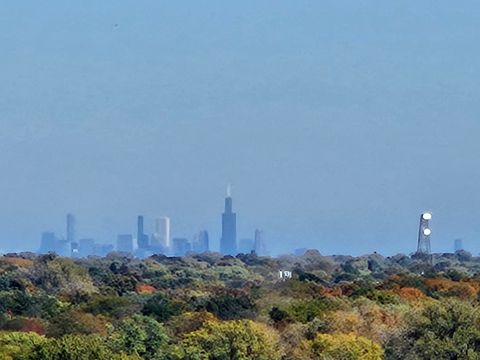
<box><xmin>1</xmin><ymin>1</ymin><xmax>480</xmax><ymax>255</ymax></box>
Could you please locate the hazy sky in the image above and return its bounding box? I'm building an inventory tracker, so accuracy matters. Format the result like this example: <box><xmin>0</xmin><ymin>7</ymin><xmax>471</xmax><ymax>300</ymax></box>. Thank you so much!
<box><xmin>1</xmin><ymin>1</ymin><xmax>480</xmax><ymax>255</ymax></box>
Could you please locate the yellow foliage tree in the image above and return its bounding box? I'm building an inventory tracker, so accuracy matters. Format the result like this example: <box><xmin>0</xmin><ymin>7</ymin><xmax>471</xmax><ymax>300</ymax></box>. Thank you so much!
<box><xmin>173</xmin><ymin>320</ymin><xmax>283</xmax><ymax>360</ymax></box>
<box><xmin>0</xmin><ymin>331</ymin><xmax>46</xmax><ymax>360</ymax></box>
<box><xmin>309</xmin><ymin>333</ymin><xmax>384</xmax><ymax>360</ymax></box>
<box><xmin>168</xmin><ymin>311</ymin><xmax>217</xmax><ymax>341</ymax></box>
<box><xmin>324</xmin><ymin>310</ymin><xmax>362</xmax><ymax>334</ymax></box>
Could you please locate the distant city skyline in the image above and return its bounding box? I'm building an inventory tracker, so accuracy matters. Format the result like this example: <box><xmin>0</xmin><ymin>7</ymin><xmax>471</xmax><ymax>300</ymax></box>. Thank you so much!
<box><xmin>0</xmin><ymin>183</ymin><xmax>473</xmax><ymax>257</ymax></box>
<box><xmin>1</xmin><ymin>187</ymin><xmax>476</xmax><ymax>258</ymax></box>
<box><xmin>1</xmin><ymin>2</ymin><xmax>480</xmax><ymax>255</ymax></box>
<box><xmin>29</xmin><ymin>206</ymin><xmax>474</xmax><ymax>259</ymax></box>
<box><xmin>31</xmin><ymin>188</ymin><xmax>269</xmax><ymax>258</ymax></box>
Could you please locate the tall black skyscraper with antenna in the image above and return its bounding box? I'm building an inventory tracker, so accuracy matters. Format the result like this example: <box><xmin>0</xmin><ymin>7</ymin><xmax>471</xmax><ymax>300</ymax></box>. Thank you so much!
<box><xmin>220</xmin><ymin>185</ymin><xmax>237</xmax><ymax>255</ymax></box>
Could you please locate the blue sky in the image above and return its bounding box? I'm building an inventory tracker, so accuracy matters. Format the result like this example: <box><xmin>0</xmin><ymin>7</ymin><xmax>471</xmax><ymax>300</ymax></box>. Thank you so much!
<box><xmin>1</xmin><ymin>1</ymin><xmax>480</xmax><ymax>255</ymax></box>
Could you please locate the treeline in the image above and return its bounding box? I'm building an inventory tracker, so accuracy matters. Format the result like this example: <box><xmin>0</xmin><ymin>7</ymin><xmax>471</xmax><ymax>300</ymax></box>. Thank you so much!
<box><xmin>1</xmin><ymin>250</ymin><xmax>480</xmax><ymax>359</ymax></box>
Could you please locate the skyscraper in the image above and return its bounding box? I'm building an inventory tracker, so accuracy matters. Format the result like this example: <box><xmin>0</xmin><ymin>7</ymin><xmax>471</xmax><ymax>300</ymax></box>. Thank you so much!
<box><xmin>137</xmin><ymin>215</ymin><xmax>149</xmax><ymax>249</ymax></box>
<box><xmin>151</xmin><ymin>216</ymin><xmax>171</xmax><ymax>251</ymax></box>
<box><xmin>172</xmin><ymin>237</ymin><xmax>191</xmax><ymax>256</ymax></box>
<box><xmin>254</xmin><ymin>229</ymin><xmax>267</xmax><ymax>256</ymax></box>
<box><xmin>117</xmin><ymin>234</ymin><xmax>134</xmax><ymax>253</ymax></box>
<box><xmin>39</xmin><ymin>232</ymin><xmax>57</xmax><ymax>253</ymax></box>
<box><xmin>192</xmin><ymin>230</ymin><xmax>209</xmax><ymax>253</ymax></box>
<box><xmin>198</xmin><ymin>230</ymin><xmax>209</xmax><ymax>253</ymax></box>
<box><xmin>239</xmin><ymin>238</ymin><xmax>254</xmax><ymax>254</ymax></box>
<box><xmin>78</xmin><ymin>238</ymin><xmax>95</xmax><ymax>257</ymax></box>
<box><xmin>94</xmin><ymin>243</ymin><xmax>114</xmax><ymax>257</ymax></box>
<box><xmin>66</xmin><ymin>213</ymin><xmax>75</xmax><ymax>244</ymax></box>
<box><xmin>454</xmin><ymin>239</ymin><xmax>463</xmax><ymax>252</ymax></box>
<box><xmin>220</xmin><ymin>185</ymin><xmax>237</xmax><ymax>255</ymax></box>
<box><xmin>57</xmin><ymin>240</ymin><xmax>71</xmax><ymax>257</ymax></box>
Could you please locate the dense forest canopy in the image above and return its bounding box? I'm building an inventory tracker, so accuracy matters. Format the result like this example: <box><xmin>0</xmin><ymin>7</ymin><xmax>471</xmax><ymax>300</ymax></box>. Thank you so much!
<box><xmin>1</xmin><ymin>250</ymin><xmax>480</xmax><ymax>359</ymax></box>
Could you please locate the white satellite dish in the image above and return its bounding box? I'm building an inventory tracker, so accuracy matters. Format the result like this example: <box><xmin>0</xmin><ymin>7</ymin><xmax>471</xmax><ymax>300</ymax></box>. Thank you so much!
<box><xmin>422</xmin><ymin>213</ymin><xmax>432</xmax><ymax>220</ymax></box>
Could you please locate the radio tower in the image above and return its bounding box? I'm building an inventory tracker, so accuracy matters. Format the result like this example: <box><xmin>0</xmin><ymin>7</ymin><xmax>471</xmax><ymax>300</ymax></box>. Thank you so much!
<box><xmin>417</xmin><ymin>212</ymin><xmax>432</xmax><ymax>254</ymax></box>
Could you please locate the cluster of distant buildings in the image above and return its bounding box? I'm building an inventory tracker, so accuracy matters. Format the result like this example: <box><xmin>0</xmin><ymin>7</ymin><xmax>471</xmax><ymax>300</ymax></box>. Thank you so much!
<box><xmin>39</xmin><ymin>189</ymin><xmax>268</xmax><ymax>258</ymax></box>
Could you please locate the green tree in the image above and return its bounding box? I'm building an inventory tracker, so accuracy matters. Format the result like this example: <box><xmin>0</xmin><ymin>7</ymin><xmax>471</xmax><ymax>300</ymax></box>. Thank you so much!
<box><xmin>109</xmin><ymin>315</ymin><xmax>169</xmax><ymax>359</ymax></box>
<box><xmin>31</xmin><ymin>256</ymin><xmax>97</xmax><ymax>302</ymax></box>
<box><xmin>269</xmin><ymin>306</ymin><xmax>289</xmax><ymax>323</ymax></box>
<box><xmin>288</xmin><ymin>298</ymin><xmax>340</xmax><ymax>324</ymax></box>
<box><xmin>385</xmin><ymin>299</ymin><xmax>480</xmax><ymax>359</ymax></box>
<box><xmin>142</xmin><ymin>293</ymin><xmax>182</xmax><ymax>322</ymax></box>
<box><xmin>46</xmin><ymin>310</ymin><xmax>108</xmax><ymax>338</ymax></box>
<box><xmin>0</xmin><ymin>290</ymin><xmax>32</xmax><ymax>316</ymax></box>
<box><xmin>204</xmin><ymin>290</ymin><xmax>256</xmax><ymax>320</ymax></box>
<box><xmin>84</xmin><ymin>294</ymin><xmax>141</xmax><ymax>319</ymax></box>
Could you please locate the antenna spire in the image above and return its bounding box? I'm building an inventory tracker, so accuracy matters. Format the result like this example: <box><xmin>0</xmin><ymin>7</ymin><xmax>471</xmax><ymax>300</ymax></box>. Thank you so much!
<box><xmin>227</xmin><ymin>183</ymin><xmax>232</xmax><ymax>197</ymax></box>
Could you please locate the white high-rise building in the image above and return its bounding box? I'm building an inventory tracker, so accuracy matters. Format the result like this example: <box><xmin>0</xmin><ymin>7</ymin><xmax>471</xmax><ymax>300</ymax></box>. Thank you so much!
<box><xmin>254</xmin><ymin>229</ymin><xmax>267</xmax><ymax>256</ymax></box>
<box><xmin>152</xmin><ymin>216</ymin><xmax>171</xmax><ymax>250</ymax></box>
